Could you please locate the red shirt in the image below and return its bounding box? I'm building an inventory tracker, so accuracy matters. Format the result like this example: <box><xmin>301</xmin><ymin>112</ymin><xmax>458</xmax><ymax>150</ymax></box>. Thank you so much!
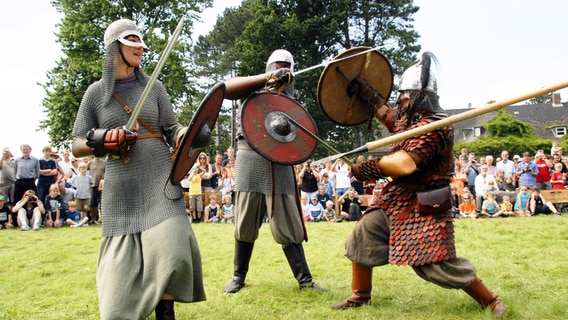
<box><xmin>535</xmin><ymin>159</ymin><xmax>550</xmax><ymax>183</ymax></box>
<box><xmin>551</xmin><ymin>171</ymin><xmax>565</xmax><ymax>189</ymax></box>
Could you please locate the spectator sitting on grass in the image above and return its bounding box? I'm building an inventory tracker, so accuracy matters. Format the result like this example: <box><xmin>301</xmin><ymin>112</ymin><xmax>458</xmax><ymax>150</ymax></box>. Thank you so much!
<box><xmin>514</xmin><ymin>186</ymin><xmax>532</xmax><ymax>217</ymax></box>
<box><xmin>44</xmin><ymin>183</ymin><xmax>63</xmax><ymax>228</ymax></box>
<box><xmin>204</xmin><ymin>195</ymin><xmax>221</xmax><ymax>223</ymax></box>
<box><xmin>338</xmin><ymin>187</ymin><xmax>362</xmax><ymax>221</ymax></box>
<box><xmin>322</xmin><ymin>200</ymin><xmax>336</xmax><ymax>222</ymax></box>
<box><xmin>530</xmin><ymin>189</ymin><xmax>560</xmax><ymax>216</ymax></box>
<box><xmin>12</xmin><ymin>190</ymin><xmax>44</xmax><ymax>231</ymax></box>
<box><xmin>499</xmin><ymin>195</ymin><xmax>515</xmax><ymax>217</ymax></box>
<box><xmin>65</xmin><ymin>201</ymin><xmax>89</xmax><ymax>227</ymax></box>
<box><xmin>479</xmin><ymin>192</ymin><xmax>501</xmax><ymax>218</ymax></box>
<box><xmin>221</xmin><ymin>195</ymin><xmax>234</xmax><ymax>223</ymax></box>
<box><xmin>307</xmin><ymin>197</ymin><xmax>324</xmax><ymax>222</ymax></box>
<box><xmin>459</xmin><ymin>193</ymin><xmax>477</xmax><ymax>219</ymax></box>
<box><xmin>0</xmin><ymin>194</ymin><xmax>14</xmax><ymax>229</ymax></box>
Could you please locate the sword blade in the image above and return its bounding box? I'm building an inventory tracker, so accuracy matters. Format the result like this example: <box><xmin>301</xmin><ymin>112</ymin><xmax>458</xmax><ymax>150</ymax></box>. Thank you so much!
<box><xmin>126</xmin><ymin>18</ymin><xmax>185</xmax><ymax>131</ymax></box>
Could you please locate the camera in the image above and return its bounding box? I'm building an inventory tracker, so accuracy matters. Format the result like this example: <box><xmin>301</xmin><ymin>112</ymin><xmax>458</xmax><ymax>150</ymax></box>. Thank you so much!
<box><xmin>28</xmin><ymin>195</ymin><xmax>36</xmax><ymax>201</ymax></box>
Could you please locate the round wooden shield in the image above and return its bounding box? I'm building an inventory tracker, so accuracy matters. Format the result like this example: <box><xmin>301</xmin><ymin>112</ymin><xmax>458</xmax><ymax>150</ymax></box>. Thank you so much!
<box><xmin>317</xmin><ymin>46</ymin><xmax>393</xmax><ymax>126</ymax></box>
<box><xmin>241</xmin><ymin>91</ymin><xmax>317</xmax><ymax>165</ymax></box>
<box><xmin>169</xmin><ymin>82</ymin><xmax>225</xmax><ymax>185</ymax></box>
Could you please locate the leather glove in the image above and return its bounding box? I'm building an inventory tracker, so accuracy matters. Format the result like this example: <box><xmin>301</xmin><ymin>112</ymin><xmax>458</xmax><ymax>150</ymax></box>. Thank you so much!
<box><xmin>351</xmin><ymin>158</ymin><xmax>383</xmax><ymax>182</ymax></box>
<box><xmin>348</xmin><ymin>77</ymin><xmax>381</xmax><ymax>107</ymax></box>
<box><xmin>86</xmin><ymin>127</ymin><xmax>138</xmax><ymax>159</ymax></box>
<box><xmin>267</xmin><ymin>68</ymin><xmax>293</xmax><ymax>87</ymax></box>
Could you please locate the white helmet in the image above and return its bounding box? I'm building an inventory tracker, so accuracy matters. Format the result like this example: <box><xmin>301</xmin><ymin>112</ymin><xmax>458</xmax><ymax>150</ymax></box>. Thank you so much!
<box><xmin>266</xmin><ymin>49</ymin><xmax>294</xmax><ymax>72</ymax></box>
<box><xmin>398</xmin><ymin>52</ymin><xmax>437</xmax><ymax>93</ymax></box>
<box><xmin>104</xmin><ymin>19</ymin><xmax>148</xmax><ymax>52</ymax></box>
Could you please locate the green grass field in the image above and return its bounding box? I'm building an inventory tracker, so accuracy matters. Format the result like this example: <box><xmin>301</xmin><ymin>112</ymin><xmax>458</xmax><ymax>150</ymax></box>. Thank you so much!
<box><xmin>1</xmin><ymin>215</ymin><xmax>567</xmax><ymax>319</ymax></box>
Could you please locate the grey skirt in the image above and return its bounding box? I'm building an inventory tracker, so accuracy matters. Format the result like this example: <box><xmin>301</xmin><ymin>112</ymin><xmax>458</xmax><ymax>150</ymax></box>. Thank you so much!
<box><xmin>97</xmin><ymin>214</ymin><xmax>205</xmax><ymax>320</ymax></box>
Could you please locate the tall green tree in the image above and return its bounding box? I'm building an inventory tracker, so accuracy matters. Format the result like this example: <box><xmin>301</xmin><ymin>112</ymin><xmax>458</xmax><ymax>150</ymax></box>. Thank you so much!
<box><xmin>192</xmin><ymin>0</ymin><xmax>421</xmax><ymax>160</ymax></box>
<box><xmin>40</xmin><ymin>0</ymin><xmax>212</xmax><ymax>150</ymax></box>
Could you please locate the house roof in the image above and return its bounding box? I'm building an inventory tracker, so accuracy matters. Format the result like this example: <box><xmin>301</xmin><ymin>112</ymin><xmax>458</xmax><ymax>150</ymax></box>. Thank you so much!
<box><xmin>444</xmin><ymin>102</ymin><xmax>568</xmax><ymax>142</ymax></box>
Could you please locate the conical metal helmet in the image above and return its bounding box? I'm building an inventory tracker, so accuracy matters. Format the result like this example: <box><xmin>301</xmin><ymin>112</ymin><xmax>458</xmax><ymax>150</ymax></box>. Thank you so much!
<box><xmin>398</xmin><ymin>52</ymin><xmax>437</xmax><ymax>93</ymax></box>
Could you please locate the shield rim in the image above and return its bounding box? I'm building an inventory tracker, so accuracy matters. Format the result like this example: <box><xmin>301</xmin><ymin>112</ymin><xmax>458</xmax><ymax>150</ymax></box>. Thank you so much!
<box><xmin>317</xmin><ymin>46</ymin><xmax>393</xmax><ymax>126</ymax></box>
<box><xmin>241</xmin><ymin>91</ymin><xmax>318</xmax><ymax>165</ymax></box>
<box><xmin>169</xmin><ymin>82</ymin><xmax>225</xmax><ymax>185</ymax></box>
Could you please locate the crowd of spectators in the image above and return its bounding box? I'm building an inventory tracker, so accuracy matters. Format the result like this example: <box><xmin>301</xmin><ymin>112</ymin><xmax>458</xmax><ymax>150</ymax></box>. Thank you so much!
<box><xmin>2</xmin><ymin>141</ymin><xmax>566</xmax><ymax>230</ymax></box>
<box><xmin>451</xmin><ymin>145</ymin><xmax>566</xmax><ymax>218</ymax></box>
<box><xmin>0</xmin><ymin>144</ymin><xmax>105</xmax><ymax>230</ymax></box>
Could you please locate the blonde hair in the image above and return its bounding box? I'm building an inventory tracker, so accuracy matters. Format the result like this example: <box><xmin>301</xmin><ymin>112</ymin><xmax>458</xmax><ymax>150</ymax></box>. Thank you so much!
<box><xmin>78</xmin><ymin>162</ymin><xmax>88</xmax><ymax>170</ymax></box>
<box><xmin>49</xmin><ymin>183</ymin><xmax>59</xmax><ymax>193</ymax></box>
<box><xmin>68</xmin><ymin>201</ymin><xmax>76</xmax><ymax>207</ymax></box>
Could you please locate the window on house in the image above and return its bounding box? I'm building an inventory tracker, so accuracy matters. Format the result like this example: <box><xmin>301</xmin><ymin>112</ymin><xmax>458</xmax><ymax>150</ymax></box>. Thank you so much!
<box><xmin>553</xmin><ymin>127</ymin><xmax>566</xmax><ymax>137</ymax></box>
<box><xmin>474</xmin><ymin>127</ymin><xmax>482</xmax><ymax>137</ymax></box>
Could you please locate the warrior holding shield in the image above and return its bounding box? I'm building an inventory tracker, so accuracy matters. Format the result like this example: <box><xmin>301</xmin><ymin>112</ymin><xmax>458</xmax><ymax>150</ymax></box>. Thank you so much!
<box><xmin>221</xmin><ymin>49</ymin><xmax>326</xmax><ymax>294</ymax></box>
<box><xmin>331</xmin><ymin>51</ymin><xmax>507</xmax><ymax>317</ymax></box>
<box><xmin>71</xmin><ymin>19</ymin><xmax>205</xmax><ymax>320</ymax></box>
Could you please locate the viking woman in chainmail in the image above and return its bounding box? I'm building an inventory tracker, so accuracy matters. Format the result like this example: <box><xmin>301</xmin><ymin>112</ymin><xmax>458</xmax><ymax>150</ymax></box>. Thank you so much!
<box><xmin>71</xmin><ymin>19</ymin><xmax>205</xmax><ymax>320</ymax></box>
<box><xmin>220</xmin><ymin>49</ymin><xmax>326</xmax><ymax>294</ymax></box>
<box><xmin>332</xmin><ymin>52</ymin><xmax>507</xmax><ymax>317</ymax></box>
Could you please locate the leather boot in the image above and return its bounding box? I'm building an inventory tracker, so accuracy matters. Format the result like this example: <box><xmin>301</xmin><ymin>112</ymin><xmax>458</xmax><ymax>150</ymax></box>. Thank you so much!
<box><xmin>283</xmin><ymin>244</ymin><xmax>326</xmax><ymax>291</ymax></box>
<box><xmin>463</xmin><ymin>277</ymin><xmax>507</xmax><ymax>317</ymax></box>
<box><xmin>333</xmin><ymin>262</ymin><xmax>373</xmax><ymax>309</ymax></box>
<box><xmin>155</xmin><ymin>299</ymin><xmax>175</xmax><ymax>320</ymax></box>
<box><xmin>224</xmin><ymin>240</ymin><xmax>254</xmax><ymax>293</ymax></box>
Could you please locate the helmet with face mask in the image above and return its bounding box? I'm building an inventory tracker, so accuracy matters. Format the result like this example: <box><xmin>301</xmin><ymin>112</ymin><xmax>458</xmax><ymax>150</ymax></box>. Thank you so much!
<box><xmin>100</xmin><ymin>19</ymin><xmax>148</xmax><ymax>106</ymax></box>
<box><xmin>104</xmin><ymin>19</ymin><xmax>148</xmax><ymax>52</ymax></box>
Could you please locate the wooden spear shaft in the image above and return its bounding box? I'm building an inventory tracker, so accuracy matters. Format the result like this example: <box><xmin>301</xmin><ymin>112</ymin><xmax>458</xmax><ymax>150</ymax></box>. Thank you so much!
<box><xmin>316</xmin><ymin>80</ymin><xmax>568</xmax><ymax>164</ymax></box>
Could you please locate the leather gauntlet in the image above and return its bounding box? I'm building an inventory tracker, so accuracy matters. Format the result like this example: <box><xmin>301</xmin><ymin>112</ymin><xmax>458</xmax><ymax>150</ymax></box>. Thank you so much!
<box><xmin>86</xmin><ymin>127</ymin><xmax>138</xmax><ymax>159</ymax></box>
<box><xmin>351</xmin><ymin>158</ymin><xmax>383</xmax><ymax>182</ymax></box>
<box><xmin>349</xmin><ymin>76</ymin><xmax>380</xmax><ymax>107</ymax></box>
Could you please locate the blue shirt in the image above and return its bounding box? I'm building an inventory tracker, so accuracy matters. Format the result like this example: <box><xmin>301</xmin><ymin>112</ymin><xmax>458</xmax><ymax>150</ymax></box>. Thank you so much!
<box><xmin>516</xmin><ymin>161</ymin><xmax>538</xmax><ymax>187</ymax></box>
<box><xmin>14</xmin><ymin>156</ymin><xmax>40</xmax><ymax>180</ymax></box>
<box><xmin>463</xmin><ymin>163</ymin><xmax>478</xmax><ymax>186</ymax></box>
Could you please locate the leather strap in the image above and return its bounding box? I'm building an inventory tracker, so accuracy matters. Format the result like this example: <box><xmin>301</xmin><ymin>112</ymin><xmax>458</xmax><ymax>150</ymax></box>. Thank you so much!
<box><xmin>112</xmin><ymin>92</ymin><xmax>166</xmax><ymax>141</ymax></box>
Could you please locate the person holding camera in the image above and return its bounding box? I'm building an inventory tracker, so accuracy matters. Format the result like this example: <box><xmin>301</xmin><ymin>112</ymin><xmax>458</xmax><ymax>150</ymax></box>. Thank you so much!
<box><xmin>515</xmin><ymin>152</ymin><xmax>538</xmax><ymax>189</ymax></box>
<box><xmin>462</xmin><ymin>152</ymin><xmax>479</xmax><ymax>197</ymax></box>
<box><xmin>298</xmin><ymin>160</ymin><xmax>319</xmax><ymax>206</ymax></box>
<box><xmin>12</xmin><ymin>190</ymin><xmax>44</xmax><ymax>231</ymax></box>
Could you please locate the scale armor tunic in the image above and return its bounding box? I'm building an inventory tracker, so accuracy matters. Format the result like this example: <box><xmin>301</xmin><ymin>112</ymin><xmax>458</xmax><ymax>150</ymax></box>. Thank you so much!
<box><xmin>348</xmin><ymin>112</ymin><xmax>457</xmax><ymax>267</ymax></box>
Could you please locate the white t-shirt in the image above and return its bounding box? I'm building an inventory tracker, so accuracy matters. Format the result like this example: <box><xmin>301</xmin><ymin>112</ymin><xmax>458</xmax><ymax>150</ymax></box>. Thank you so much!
<box><xmin>334</xmin><ymin>164</ymin><xmax>351</xmax><ymax>189</ymax></box>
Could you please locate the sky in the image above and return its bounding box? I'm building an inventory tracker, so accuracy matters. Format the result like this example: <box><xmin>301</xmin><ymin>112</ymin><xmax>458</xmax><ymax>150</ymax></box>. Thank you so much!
<box><xmin>1</xmin><ymin>0</ymin><xmax>567</xmax><ymax>158</ymax></box>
